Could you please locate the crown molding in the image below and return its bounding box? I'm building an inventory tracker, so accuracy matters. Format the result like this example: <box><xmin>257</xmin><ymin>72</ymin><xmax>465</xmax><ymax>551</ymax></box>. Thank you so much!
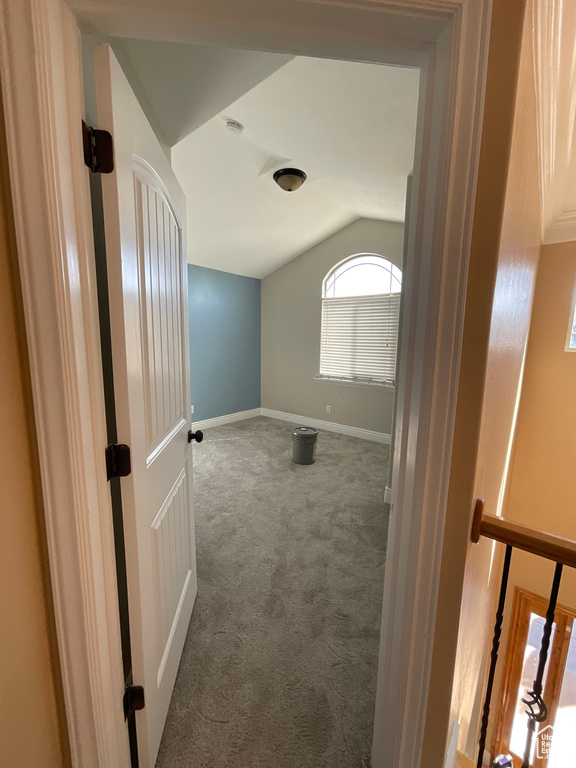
<box><xmin>533</xmin><ymin>0</ymin><xmax>576</xmax><ymax>243</ymax></box>
<box><xmin>543</xmin><ymin>208</ymin><xmax>576</xmax><ymax>245</ymax></box>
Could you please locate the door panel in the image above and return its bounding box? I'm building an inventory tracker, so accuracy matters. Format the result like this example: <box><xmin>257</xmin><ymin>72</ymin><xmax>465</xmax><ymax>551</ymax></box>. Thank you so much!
<box><xmin>95</xmin><ymin>44</ymin><xmax>196</xmax><ymax>768</ymax></box>
<box><xmin>151</xmin><ymin>467</ymin><xmax>193</xmax><ymax>678</ymax></box>
<box><xmin>134</xmin><ymin>164</ymin><xmax>187</xmax><ymax>461</ymax></box>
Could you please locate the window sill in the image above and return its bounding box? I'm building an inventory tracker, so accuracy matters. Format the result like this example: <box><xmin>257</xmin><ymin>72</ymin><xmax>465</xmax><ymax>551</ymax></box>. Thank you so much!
<box><xmin>313</xmin><ymin>375</ymin><xmax>395</xmax><ymax>391</ymax></box>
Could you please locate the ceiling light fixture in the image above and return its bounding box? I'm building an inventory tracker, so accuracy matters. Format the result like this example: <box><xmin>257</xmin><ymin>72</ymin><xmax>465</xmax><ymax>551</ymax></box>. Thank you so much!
<box><xmin>273</xmin><ymin>167</ymin><xmax>307</xmax><ymax>192</ymax></box>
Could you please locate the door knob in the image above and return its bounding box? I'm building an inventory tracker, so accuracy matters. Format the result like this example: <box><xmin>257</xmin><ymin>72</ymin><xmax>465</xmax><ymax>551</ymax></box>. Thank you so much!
<box><xmin>188</xmin><ymin>429</ymin><xmax>203</xmax><ymax>444</ymax></box>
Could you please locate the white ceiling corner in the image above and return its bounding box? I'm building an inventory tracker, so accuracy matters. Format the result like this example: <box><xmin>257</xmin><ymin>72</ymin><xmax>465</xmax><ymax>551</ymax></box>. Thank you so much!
<box><xmin>111</xmin><ymin>38</ymin><xmax>293</xmax><ymax>146</ymax></box>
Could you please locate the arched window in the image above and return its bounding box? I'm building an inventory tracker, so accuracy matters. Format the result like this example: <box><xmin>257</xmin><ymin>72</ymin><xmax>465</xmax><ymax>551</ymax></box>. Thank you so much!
<box><xmin>319</xmin><ymin>254</ymin><xmax>402</xmax><ymax>385</ymax></box>
<box><xmin>324</xmin><ymin>254</ymin><xmax>402</xmax><ymax>298</ymax></box>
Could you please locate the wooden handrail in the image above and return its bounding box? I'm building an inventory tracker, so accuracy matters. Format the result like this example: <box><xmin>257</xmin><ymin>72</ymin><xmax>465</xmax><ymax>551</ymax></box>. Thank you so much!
<box><xmin>471</xmin><ymin>498</ymin><xmax>576</xmax><ymax>568</ymax></box>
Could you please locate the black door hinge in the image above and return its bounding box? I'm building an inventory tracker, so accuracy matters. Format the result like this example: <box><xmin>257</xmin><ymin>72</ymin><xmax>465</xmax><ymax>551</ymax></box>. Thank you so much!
<box><xmin>82</xmin><ymin>120</ymin><xmax>114</xmax><ymax>174</ymax></box>
<box><xmin>105</xmin><ymin>443</ymin><xmax>131</xmax><ymax>481</ymax></box>
<box><xmin>123</xmin><ymin>684</ymin><xmax>145</xmax><ymax>720</ymax></box>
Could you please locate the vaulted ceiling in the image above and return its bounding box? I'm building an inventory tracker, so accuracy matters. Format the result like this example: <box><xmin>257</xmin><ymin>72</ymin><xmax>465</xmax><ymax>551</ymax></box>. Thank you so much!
<box><xmin>89</xmin><ymin>36</ymin><xmax>420</xmax><ymax>277</ymax></box>
<box><xmin>108</xmin><ymin>39</ymin><xmax>292</xmax><ymax>147</ymax></box>
<box><xmin>172</xmin><ymin>56</ymin><xmax>419</xmax><ymax>277</ymax></box>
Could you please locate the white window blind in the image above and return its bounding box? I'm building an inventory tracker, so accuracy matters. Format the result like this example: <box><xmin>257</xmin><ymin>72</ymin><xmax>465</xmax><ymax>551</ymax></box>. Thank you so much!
<box><xmin>319</xmin><ymin>293</ymin><xmax>401</xmax><ymax>384</ymax></box>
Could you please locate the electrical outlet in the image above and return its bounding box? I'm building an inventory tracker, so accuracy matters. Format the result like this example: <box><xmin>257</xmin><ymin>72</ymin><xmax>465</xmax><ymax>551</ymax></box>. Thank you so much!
<box><xmin>326</xmin><ymin>405</ymin><xmax>331</xmax><ymax>413</ymax></box>
<box><xmin>190</xmin><ymin>405</ymin><xmax>195</xmax><ymax>414</ymax></box>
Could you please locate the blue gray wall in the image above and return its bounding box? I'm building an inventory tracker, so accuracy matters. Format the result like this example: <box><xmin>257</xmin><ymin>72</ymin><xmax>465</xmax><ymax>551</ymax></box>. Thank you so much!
<box><xmin>188</xmin><ymin>265</ymin><xmax>261</xmax><ymax>422</ymax></box>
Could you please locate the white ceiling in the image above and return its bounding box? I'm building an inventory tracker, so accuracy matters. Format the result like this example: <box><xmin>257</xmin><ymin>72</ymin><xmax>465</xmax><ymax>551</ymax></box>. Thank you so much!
<box><xmin>110</xmin><ymin>39</ymin><xmax>292</xmax><ymax>147</ymax></box>
<box><xmin>171</xmin><ymin>56</ymin><xmax>419</xmax><ymax>277</ymax></box>
<box><xmin>92</xmin><ymin>36</ymin><xmax>419</xmax><ymax>278</ymax></box>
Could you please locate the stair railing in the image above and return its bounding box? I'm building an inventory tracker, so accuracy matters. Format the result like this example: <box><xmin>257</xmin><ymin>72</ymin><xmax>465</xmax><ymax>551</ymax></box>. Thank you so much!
<box><xmin>469</xmin><ymin>499</ymin><xmax>576</xmax><ymax>768</ymax></box>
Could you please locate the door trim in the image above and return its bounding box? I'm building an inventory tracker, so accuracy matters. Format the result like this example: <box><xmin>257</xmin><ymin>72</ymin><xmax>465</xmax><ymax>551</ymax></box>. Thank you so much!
<box><xmin>0</xmin><ymin>0</ymin><xmax>130</xmax><ymax>765</ymax></box>
<box><xmin>0</xmin><ymin>0</ymin><xmax>492</xmax><ymax>766</ymax></box>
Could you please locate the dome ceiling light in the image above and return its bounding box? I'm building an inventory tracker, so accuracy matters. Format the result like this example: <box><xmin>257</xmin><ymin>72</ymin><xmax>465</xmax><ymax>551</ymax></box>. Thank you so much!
<box><xmin>273</xmin><ymin>167</ymin><xmax>307</xmax><ymax>192</ymax></box>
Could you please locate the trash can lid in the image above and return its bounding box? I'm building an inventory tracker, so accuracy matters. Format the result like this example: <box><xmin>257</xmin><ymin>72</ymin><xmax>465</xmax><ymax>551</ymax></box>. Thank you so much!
<box><xmin>292</xmin><ymin>426</ymin><xmax>318</xmax><ymax>438</ymax></box>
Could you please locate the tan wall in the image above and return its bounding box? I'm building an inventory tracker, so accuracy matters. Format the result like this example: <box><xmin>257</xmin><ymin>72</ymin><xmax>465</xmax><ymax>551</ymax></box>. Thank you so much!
<box><xmin>504</xmin><ymin>240</ymin><xmax>576</xmax><ymax>607</ymax></box>
<box><xmin>506</xmin><ymin>241</ymin><xmax>576</xmax><ymax>542</ymax></box>
<box><xmin>261</xmin><ymin>218</ymin><xmax>404</xmax><ymax>434</ymax></box>
<box><xmin>451</xmin><ymin>2</ymin><xmax>542</xmax><ymax>755</ymax></box>
<box><xmin>0</xmin><ymin>86</ymin><xmax>69</xmax><ymax>767</ymax></box>
<box><xmin>490</xmin><ymin>242</ymin><xmax>576</xmax><ymax>750</ymax></box>
<box><xmin>421</xmin><ymin>0</ymin><xmax>541</xmax><ymax>763</ymax></box>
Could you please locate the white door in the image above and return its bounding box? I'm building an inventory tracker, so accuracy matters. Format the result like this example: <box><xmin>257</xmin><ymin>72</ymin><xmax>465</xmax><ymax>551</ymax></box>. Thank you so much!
<box><xmin>94</xmin><ymin>44</ymin><xmax>197</xmax><ymax>768</ymax></box>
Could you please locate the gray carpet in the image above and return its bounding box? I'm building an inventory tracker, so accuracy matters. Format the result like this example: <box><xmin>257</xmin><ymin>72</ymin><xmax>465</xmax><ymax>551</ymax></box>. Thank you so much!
<box><xmin>155</xmin><ymin>416</ymin><xmax>389</xmax><ymax>768</ymax></box>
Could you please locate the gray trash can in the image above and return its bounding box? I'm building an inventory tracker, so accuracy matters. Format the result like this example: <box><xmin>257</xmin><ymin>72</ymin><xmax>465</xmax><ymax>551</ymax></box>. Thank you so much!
<box><xmin>292</xmin><ymin>426</ymin><xmax>318</xmax><ymax>465</ymax></box>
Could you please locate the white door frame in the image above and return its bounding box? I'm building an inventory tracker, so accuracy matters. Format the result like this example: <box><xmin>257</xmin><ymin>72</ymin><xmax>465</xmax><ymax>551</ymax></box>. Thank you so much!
<box><xmin>0</xmin><ymin>1</ymin><xmax>491</xmax><ymax>767</ymax></box>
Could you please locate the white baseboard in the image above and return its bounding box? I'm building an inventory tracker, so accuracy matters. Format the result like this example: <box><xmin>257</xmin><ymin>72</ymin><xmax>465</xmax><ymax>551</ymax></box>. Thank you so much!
<box><xmin>384</xmin><ymin>486</ymin><xmax>393</xmax><ymax>503</ymax></box>
<box><xmin>192</xmin><ymin>408</ymin><xmax>261</xmax><ymax>430</ymax></box>
<box><xmin>260</xmin><ymin>408</ymin><xmax>391</xmax><ymax>444</ymax></box>
<box><xmin>192</xmin><ymin>406</ymin><xmax>391</xmax><ymax>445</ymax></box>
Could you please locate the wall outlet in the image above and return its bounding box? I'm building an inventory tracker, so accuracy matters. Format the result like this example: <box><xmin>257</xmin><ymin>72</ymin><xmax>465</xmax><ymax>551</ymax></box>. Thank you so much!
<box><xmin>326</xmin><ymin>405</ymin><xmax>331</xmax><ymax>413</ymax></box>
<box><xmin>190</xmin><ymin>405</ymin><xmax>195</xmax><ymax>414</ymax></box>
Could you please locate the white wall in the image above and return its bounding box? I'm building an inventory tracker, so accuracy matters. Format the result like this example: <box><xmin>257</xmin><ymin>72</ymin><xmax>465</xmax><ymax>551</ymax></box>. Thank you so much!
<box><xmin>261</xmin><ymin>218</ymin><xmax>404</xmax><ymax>434</ymax></box>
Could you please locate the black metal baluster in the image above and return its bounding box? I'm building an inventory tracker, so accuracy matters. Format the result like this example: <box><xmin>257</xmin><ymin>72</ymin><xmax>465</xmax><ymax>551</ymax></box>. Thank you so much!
<box><xmin>521</xmin><ymin>562</ymin><xmax>563</xmax><ymax>768</ymax></box>
<box><xmin>477</xmin><ymin>544</ymin><xmax>513</xmax><ymax>768</ymax></box>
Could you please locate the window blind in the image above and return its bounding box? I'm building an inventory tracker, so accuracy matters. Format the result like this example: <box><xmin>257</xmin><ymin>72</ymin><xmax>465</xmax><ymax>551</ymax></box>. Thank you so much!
<box><xmin>319</xmin><ymin>293</ymin><xmax>401</xmax><ymax>384</ymax></box>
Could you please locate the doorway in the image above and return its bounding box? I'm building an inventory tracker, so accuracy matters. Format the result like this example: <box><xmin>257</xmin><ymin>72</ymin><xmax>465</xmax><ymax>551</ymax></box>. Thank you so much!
<box><xmin>0</xmin><ymin>1</ymin><xmax>492</xmax><ymax>766</ymax></box>
<box><xmin>85</xmin><ymin>40</ymin><xmax>417</xmax><ymax>766</ymax></box>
